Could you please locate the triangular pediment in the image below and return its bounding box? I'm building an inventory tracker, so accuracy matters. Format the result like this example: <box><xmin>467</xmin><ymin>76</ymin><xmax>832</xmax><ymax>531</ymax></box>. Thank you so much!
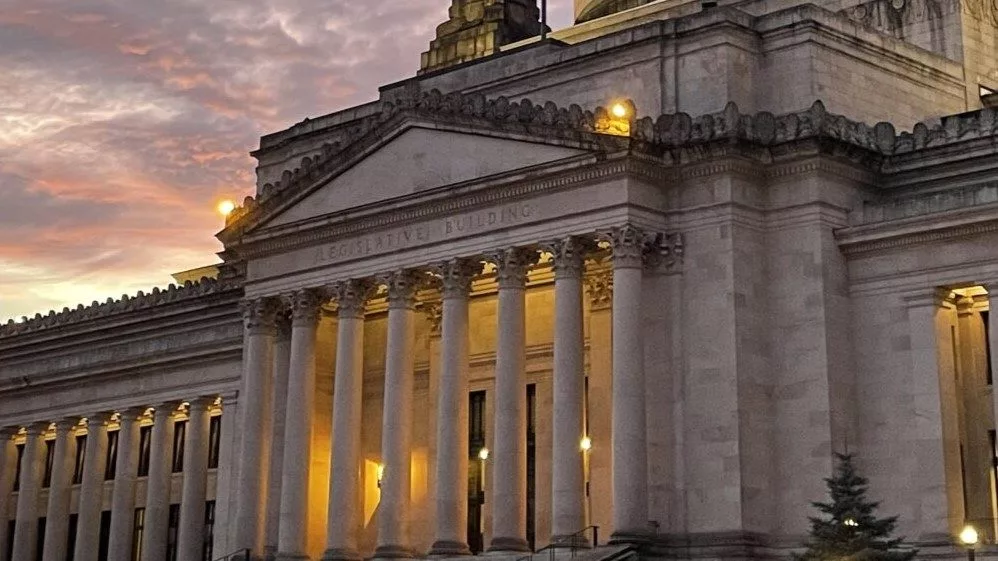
<box><xmin>262</xmin><ymin>125</ymin><xmax>590</xmax><ymax>229</ymax></box>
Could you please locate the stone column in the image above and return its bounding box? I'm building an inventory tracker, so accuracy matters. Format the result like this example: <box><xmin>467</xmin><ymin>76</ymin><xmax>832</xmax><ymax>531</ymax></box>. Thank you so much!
<box><xmin>233</xmin><ymin>298</ymin><xmax>280</xmax><ymax>555</ymax></box>
<box><xmin>487</xmin><ymin>248</ymin><xmax>535</xmax><ymax>553</ymax></box>
<box><xmin>0</xmin><ymin>428</ymin><xmax>18</xmax><ymax>561</ymax></box>
<box><xmin>606</xmin><ymin>225</ymin><xmax>650</xmax><ymax>542</ymax></box>
<box><xmin>177</xmin><ymin>398</ymin><xmax>212</xmax><ymax>561</ymax></box>
<box><xmin>108</xmin><ymin>408</ymin><xmax>143</xmax><ymax>561</ymax></box>
<box><xmin>322</xmin><ymin>280</ymin><xmax>370</xmax><ymax>561</ymax></box>
<box><xmin>213</xmin><ymin>394</ymin><xmax>239</xmax><ymax>558</ymax></box>
<box><xmin>376</xmin><ymin>271</ymin><xmax>420</xmax><ymax>558</ymax></box>
<box><xmin>42</xmin><ymin>418</ymin><xmax>80</xmax><ymax>561</ymax></box>
<box><xmin>547</xmin><ymin>238</ymin><xmax>588</xmax><ymax>544</ymax></box>
<box><xmin>142</xmin><ymin>403</ymin><xmax>178</xmax><ymax>561</ymax></box>
<box><xmin>75</xmin><ymin>414</ymin><xmax>110</xmax><ymax>561</ymax></box>
<box><xmin>11</xmin><ymin>422</ymin><xmax>46</xmax><ymax>561</ymax></box>
<box><xmin>266</xmin><ymin>315</ymin><xmax>292</xmax><ymax>558</ymax></box>
<box><xmin>277</xmin><ymin>289</ymin><xmax>323</xmax><ymax>561</ymax></box>
<box><xmin>430</xmin><ymin>260</ymin><xmax>479</xmax><ymax>556</ymax></box>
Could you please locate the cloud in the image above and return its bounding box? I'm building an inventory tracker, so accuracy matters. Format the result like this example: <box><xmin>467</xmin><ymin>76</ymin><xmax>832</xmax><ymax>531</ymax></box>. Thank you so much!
<box><xmin>0</xmin><ymin>0</ymin><xmax>574</xmax><ymax>322</ymax></box>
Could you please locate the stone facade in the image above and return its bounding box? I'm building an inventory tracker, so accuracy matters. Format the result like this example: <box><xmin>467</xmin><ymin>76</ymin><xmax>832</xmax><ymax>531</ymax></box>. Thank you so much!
<box><xmin>3</xmin><ymin>2</ymin><xmax>998</xmax><ymax>561</ymax></box>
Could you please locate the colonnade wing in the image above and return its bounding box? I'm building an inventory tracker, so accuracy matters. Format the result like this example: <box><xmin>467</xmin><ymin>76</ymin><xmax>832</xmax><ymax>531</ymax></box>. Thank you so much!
<box><xmin>254</xmin><ymin>123</ymin><xmax>593</xmax><ymax>231</ymax></box>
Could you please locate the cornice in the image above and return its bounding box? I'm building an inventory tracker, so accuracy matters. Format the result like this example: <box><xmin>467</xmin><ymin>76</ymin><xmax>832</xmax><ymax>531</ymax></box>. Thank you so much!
<box><xmin>838</xmin><ymin>210</ymin><xmax>998</xmax><ymax>255</ymax></box>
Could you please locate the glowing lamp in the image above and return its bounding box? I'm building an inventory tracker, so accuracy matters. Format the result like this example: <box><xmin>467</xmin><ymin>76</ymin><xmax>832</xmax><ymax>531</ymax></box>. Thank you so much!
<box><xmin>217</xmin><ymin>199</ymin><xmax>236</xmax><ymax>217</ymax></box>
<box><xmin>581</xmin><ymin>436</ymin><xmax>593</xmax><ymax>451</ymax></box>
<box><xmin>843</xmin><ymin>518</ymin><xmax>858</xmax><ymax>527</ymax></box>
<box><xmin>478</xmin><ymin>447</ymin><xmax>490</xmax><ymax>461</ymax></box>
<box><xmin>376</xmin><ymin>463</ymin><xmax>386</xmax><ymax>488</ymax></box>
<box><xmin>611</xmin><ymin>103</ymin><xmax>628</xmax><ymax>118</ymax></box>
<box><xmin>961</xmin><ymin>526</ymin><xmax>979</xmax><ymax>546</ymax></box>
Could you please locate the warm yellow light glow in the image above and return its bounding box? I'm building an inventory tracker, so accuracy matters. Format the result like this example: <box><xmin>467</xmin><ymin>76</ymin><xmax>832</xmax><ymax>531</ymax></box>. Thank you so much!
<box><xmin>377</xmin><ymin>463</ymin><xmax>385</xmax><ymax>482</ymax></box>
<box><xmin>611</xmin><ymin>103</ymin><xmax>628</xmax><ymax>118</ymax></box>
<box><xmin>478</xmin><ymin>447</ymin><xmax>490</xmax><ymax>461</ymax></box>
<box><xmin>217</xmin><ymin>199</ymin><xmax>236</xmax><ymax>217</ymax></box>
<box><xmin>843</xmin><ymin>518</ymin><xmax>858</xmax><ymax>527</ymax></box>
<box><xmin>581</xmin><ymin>436</ymin><xmax>593</xmax><ymax>451</ymax></box>
<box><xmin>961</xmin><ymin>525</ymin><xmax>979</xmax><ymax>546</ymax></box>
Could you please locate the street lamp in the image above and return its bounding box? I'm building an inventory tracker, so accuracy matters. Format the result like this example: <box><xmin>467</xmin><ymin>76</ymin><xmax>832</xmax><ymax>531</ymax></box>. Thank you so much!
<box><xmin>961</xmin><ymin>525</ymin><xmax>979</xmax><ymax>561</ymax></box>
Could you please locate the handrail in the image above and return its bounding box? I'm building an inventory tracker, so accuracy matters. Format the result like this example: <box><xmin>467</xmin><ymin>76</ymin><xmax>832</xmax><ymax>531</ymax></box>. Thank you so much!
<box><xmin>516</xmin><ymin>525</ymin><xmax>601</xmax><ymax>561</ymax></box>
<box><xmin>212</xmin><ymin>549</ymin><xmax>251</xmax><ymax>561</ymax></box>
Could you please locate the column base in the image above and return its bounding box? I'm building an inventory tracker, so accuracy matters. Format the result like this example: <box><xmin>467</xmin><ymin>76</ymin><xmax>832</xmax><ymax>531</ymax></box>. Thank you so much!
<box><xmin>549</xmin><ymin>534</ymin><xmax>593</xmax><ymax>549</ymax></box>
<box><xmin>428</xmin><ymin>540</ymin><xmax>473</xmax><ymax>556</ymax></box>
<box><xmin>608</xmin><ymin>529</ymin><xmax>654</xmax><ymax>545</ymax></box>
<box><xmin>373</xmin><ymin>544</ymin><xmax>415</xmax><ymax>558</ymax></box>
<box><xmin>275</xmin><ymin>553</ymin><xmax>312</xmax><ymax>561</ymax></box>
<box><xmin>321</xmin><ymin>548</ymin><xmax>363</xmax><ymax>561</ymax></box>
<box><xmin>487</xmin><ymin>537</ymin><xmax>531</xmax><ymax>553</ymax></box>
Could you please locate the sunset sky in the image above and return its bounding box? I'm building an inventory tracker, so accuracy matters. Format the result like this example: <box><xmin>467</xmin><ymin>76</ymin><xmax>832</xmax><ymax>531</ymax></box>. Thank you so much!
<box><xmin>0</xmin><ymin>0</ymin><xmax>574</xmax><ymax>322</ymax></box>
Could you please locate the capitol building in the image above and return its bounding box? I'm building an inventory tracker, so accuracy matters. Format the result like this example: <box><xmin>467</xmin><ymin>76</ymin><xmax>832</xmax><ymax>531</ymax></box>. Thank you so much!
<box><xmin>2</xmin><ymin>0</ymin><xmax>998</xmax><ymax>560</ymax></box>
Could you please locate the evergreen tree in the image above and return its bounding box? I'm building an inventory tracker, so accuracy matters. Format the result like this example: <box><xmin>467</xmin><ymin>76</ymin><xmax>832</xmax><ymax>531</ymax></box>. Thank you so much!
<box><xmin>794</xmin><ymin>453</ymin><xmax>917</xmax><ymax>561</ymax></box>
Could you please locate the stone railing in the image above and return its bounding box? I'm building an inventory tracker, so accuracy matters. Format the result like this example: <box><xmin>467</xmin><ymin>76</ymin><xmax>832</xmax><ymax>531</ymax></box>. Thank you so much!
<box><xmin>0</xmin><ymin>276</ymin><xmax>242</xmax><ymax>339</ymax></box>
<box><xmin>228</xmin><ymin>89</ymin><xmax>998</xmax><ymax>231</ymax></box>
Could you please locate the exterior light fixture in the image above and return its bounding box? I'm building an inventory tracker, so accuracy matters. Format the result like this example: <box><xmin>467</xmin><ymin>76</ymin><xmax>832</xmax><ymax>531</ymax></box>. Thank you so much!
<box><xmin>217</xmin><ymin>200</ymin><xmax>236</xmax><ymax>217</ymax></box>
<box><xmin>376</xmin><ymin>463</ymin><xmax>386</xmax><ymax>489</ymax></box>
<box><xmin>961</xmin><ymin>525</ymin><xmax>979</xmax><ymax>561</ymax></box>
<box><xmin>478</xmin><ymin>448</ymin><xmax>490</xmax><ymax>461</ymax></box>
<box><xmin>580</xmin><ymin>436</ymin><xmax>593</xmax><ymax>451</ymax></box>
<box><xmin>611</xmin><ymin>103</ymin><xmax>628</xmax><ymax>119</ymax></box>
<box><xmin>843</xmin><ymin>518</ymin><xmax>858</xmax><ymax>527</ymax></box>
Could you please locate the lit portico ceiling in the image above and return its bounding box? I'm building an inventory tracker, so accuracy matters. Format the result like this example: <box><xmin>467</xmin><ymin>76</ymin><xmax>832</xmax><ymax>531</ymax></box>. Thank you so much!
<box><xmin>575</xmin><ymin>0</ymin><xmax>661</xmax><ymax>23</ymax></box>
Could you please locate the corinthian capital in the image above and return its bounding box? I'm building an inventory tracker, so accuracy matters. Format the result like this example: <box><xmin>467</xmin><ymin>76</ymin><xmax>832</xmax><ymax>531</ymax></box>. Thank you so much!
<box><xmin>485</xmin><ymin>247</ymin><xmax>538</xmax><ymax>289</ymax></box>
<box><xmin>540</xmin><ymin>236</ymin><xmax>593</xmax><ymax>280</ymax></box>
<box><xmin>288</xmin><ymin>288</ymin><xmax>325</xmax><ymax>326</ymax></box>
<box><xmin>330</xmin><ymin>280</ymin><xmax>373</xmax><ymax>319</ymax></box>
<box><xmin>240</xmin><ymin>298</ymin><xmax>281</xmax><ymax>334</ymax></box>
<box><xmin>600</xmin><ymin>224</ymin><xmax>652</xmax><ymax>269</ymax></box>
<box><xmin>434</xmin><ymin>258</ymin><xmax>481</xmax><ymax>299</ymax></box>
<box><xmin>584</xmin><ymin>271</ymin><xmax>613</xmax><ymax>311</ymax></box>
<box><xmin>378</xmin><ymin>270</ymin><xmax>424</xmax><ymax>310</ymax></box>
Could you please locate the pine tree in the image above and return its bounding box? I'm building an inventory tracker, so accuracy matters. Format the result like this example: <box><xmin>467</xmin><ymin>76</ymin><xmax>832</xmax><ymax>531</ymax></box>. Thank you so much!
<box><xmin>794</xmin><ymin>453</ymin><xmax>917</xmax><ymax>561</ymax></box>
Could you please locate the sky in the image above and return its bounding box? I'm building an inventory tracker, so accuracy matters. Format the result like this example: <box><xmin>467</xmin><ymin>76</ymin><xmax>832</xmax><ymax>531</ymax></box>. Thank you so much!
<box><xmin>0</xmin><ymin>0</ymin><xmax>574</xmax><ymax>322</ymax></box>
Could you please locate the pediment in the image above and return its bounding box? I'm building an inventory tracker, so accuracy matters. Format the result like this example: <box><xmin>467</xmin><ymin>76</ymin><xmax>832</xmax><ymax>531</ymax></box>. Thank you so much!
<box><xmin>262</xmin><ymin>125</ymin><xmax>589</xmax><ymax>229</ymax></box>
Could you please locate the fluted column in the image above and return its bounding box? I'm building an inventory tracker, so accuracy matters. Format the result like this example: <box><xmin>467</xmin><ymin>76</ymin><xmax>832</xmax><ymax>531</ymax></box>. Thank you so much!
<box><xmin>375</xmin><ymin>271</ymin><xmax>420</xmax><ymax>558</ymax></box>
<box><xmin>547</xmin><ymin>238</ymin><xmax>588</xmax><ymax>544</ymax></box>
<box><xmin>277</xmin><ymin>289</ymin><xmax>323</xmax><ymax>561</ymax></box>
<box><xmin>108</xmin><ymin>408</ymin><xmax>143</xmax><ymax>561</ymax></box>
<box><xmin>488</xmin><ymin>247</ymin><xmax>536</xmax><ymax>552</ymax></box>
<box><xmin>75</xmin><ymin>413</ymin><xmax>111</xmax><ymax>561</ymax></box>
<box><xmin>177</xmin><ymin>398</ymin><xmax>212</xmax><ymax>561</ymax></box>
<box><xmin>233</xmin><ymin>298</ymin><xmax>280</xmax><ymax>556</ymax></box>
<box><xmin>322</xmin><ymin>280</ymin><xmax>370</xmax><ymax>561</ymax></box>
<box><xmin>606</xmin><ymin>225</ymin><xmax>650</xmax><ymax>542</ymax></box>
<box><xmin>12</xmin><ymin>422</ymin><xmax>46</xmax><ymax>561</ymax></box>
<box><xmin>43</xmin><ymin>418</ymin><xmax>80</xmax><ymax>561</ymax></box>
<box><xmin>430</xmin><ymin>259</ymin><xmax>479</xmax><ymax>556</ymax></box>
<box><xmin>0</xmin><ymin>428</ymin><xmax>17</xmax><ymax>561</ymax></box>
<box><xmin>142</xmin><ymin>403</ymin><xmax>178</xmax><ymax>561</ymax></box>
<box><xmin>987</xmin><ymin>284</ymin><xmax>998</xmax><ymax>436</ymax></box>
<box><xmin>266</xmin><ymin>315</ymin><xmax>292</xmax><ymax>557</ymax></box>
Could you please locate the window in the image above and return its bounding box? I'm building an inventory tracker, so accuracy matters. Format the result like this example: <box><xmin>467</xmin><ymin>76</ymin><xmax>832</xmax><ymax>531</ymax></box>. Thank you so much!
<box><xmin>166</xmin><ymin>504</ymin><xmax>181</xmax><ymax>561</ymax></box>
<box><xmin>73</xmin><ymin>435</ymin><xmax>87</xmax><ymax>485</ymax></box>
<box><xmin>97</xmin><ymin>510</ymin><xmax>112</xmax><ymax>561</ymax></box>
<box><xmin>467</xmin><ymin>391</ymin><xmax>487</xmax><ymax>554</ymax></box>
<box><xmin>207</xmin><ymin>416</ymin><xmax>221</xmax><ymax>469</ymax></box>
<box><xmin>131</xmin><ymin>508</ymin><xmax>145</xmax><ymax>561</ymax></box>
<box><xmin>984</xmin><ymin>310</ymin><xmax>993</xmax><ymax>386</ymax></box>
<box><xmin>67</xmin><ymin>514</ymin><xmax>79</xmax><ymax>561</ymax></box>
<box><xmin>526</xmin><ymin>383</ymin><xmax>536</xmax><ymax>551</ymax></box>
<box><xmin>42</xmin><ymin>440</ymin><xmax>55</xmax><ymax>488</ymax></box>
<box><xmin>172</xmin><ymin>421</ymin><xmax>187</xmax><ymax>473</ymax></box>
<box><xmin>36</xmin><ymin>517</ymin><xmax>46</xmax><ymax>561</ymax></box>
<box><xmin>202</xmin><ymin>501</ymin><xmax>216</xmax><ymax>561</ymax></box>
<box><xmin>105</xmin><ymin>431</ymin><xmax>119</xmax><ymax>481</ymax></box>
<box><xmin>137</xmin><ymin>426</ymin><xmax>152</xmax><ymax>477</ymax></box>
<box><xmin>5</xmin><ymin>520</ymin><xmax>14</xmax><ymax>561</ymax></box>
<box><xmin>13</xmin><ymin>443</ymin><xmax>24</xmax><ymax>491</ymax></box>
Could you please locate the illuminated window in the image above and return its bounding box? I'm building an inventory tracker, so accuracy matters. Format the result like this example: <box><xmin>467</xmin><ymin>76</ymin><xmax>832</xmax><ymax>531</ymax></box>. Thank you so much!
<box><xmin>132</xmin><ymin>508</ymin><xmax>145</xmax><ymax>561</ymax></box>
<box><xmin>105</xmin><ymin>431</ymin><xmax>119</xmax><ymax>480</ymax></box>
<box><xmin>137</xmin><ymin>426</ymin><xmax>152</xmax><ymax>477</ymax></box>
<box><xmin>172</xmin><ymin>421</ymin><xmax>187</xmax><ymax>473</ymax></box>
<box><xmin>207</xmin><ymin>416</ymin><xmax>222</xmax><ymax>469</ymax></box>
<box><xmin>13</xmin><ymin>443</ymin><xmax>24</xmax><ymax>491</ymax></box>
<box><xmin>73</xmin><ymin>435</ymin><xmax>87</xmax><ymax>484</ymax></box>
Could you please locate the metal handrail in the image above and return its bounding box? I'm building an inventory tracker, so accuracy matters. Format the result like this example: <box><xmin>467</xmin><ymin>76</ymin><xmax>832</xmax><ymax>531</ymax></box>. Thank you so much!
<box><xmin>212</xmin><ymin>548</ymin><xmax>251</xmax><ymax>561</ymax></box>
<box><xmin>516</xmin><ymin>525</ymin><xmax>601</xmax><ymax>561</ymax></box>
